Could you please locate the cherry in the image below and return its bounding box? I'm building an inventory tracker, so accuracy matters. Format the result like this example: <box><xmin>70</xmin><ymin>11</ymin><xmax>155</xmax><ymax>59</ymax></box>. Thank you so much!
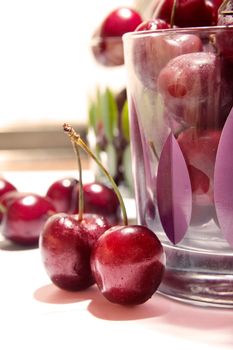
<box><xmin>0</xmin><ymin>178</ymin><xmax>17</xmax><ymax>197</ymax></box>
<box><xmin>46</xmin><ymin>177</ymin><xmax>78</xmax><ymax>214</ymax></box>
<box><xmin>217</xmin><ymin>3</ymin><xmax>233</xmax><ymax>63</ymax></box>
<box><xmin>40</xmin><ymin>213</ymin><xmax>111</xmax><ymax>291</ymax></box>
<box><xmin>135</xmin><ymin>18</ymin><xmax>170</xmax><ymax>31</ymax></box>
<box><xmin>177</xmin><ymin>127</ymin><xmax>221</xmax><ymax>225</ymax></box>
<box><xmin>91</xmin><ymin>225</ymin><xmax>165</xmax><ymax>305</ymax></box>
<box><xmin>78</xmin><ymin>182</ymin><xmax>121</xmax><ymax>225</ymax></box>
<box><xmin>62</xmin><ymin>124</ymin><xmax>165</xmax><ymax>305</ymax></box>
<box><xmin>154</xmin><ymin>0</ymin><xmax>221</xmax><ymax>27</ymax></box>
<box><xmin>0</xmin><ymin>178</ymin><xmax>17</xmax><ymax>223</ymax></box>
<box><xmin>157</xmin><ymin>51</ymin><xmax>232</xmax><ymax>129</ymax></box>
<box><xmin>40</xmin><ymin>127</ymin><xmax>113</xmax><ymax>291</ymax></box>
<box><xmin>100</xmin><ymin>7</ymin><xmax>142</xmax><ymax>38</ymax></box>
<box><xmin>1</xmin><ymin>193</ymin><xmax>56</xmax><ymax>246</ymax></box>
<box><xmin>133</xmin><ymin>32</ymin><xmax>202</xmax><ymax>90</ymax></box>
<box><xmin>91</xmin><ymin>7</ymin><xmax>142</xmax><ymax>67</ymax></box>
<box><xmin>0</xmin><ymin>190</ymin><xmax>24</xmax><ymax>223</ymax></box>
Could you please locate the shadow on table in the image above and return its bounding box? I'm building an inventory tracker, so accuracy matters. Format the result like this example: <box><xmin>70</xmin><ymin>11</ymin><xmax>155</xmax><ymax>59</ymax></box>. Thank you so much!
<box><xmin>0</xmin><ymin>236</ymin><xmax>38</xmax><ymax>251</ymax></box>
<box><xmin>34</xmin><ymin>283</ymin><xmax>97</xmax><ymax>304</ymax></box>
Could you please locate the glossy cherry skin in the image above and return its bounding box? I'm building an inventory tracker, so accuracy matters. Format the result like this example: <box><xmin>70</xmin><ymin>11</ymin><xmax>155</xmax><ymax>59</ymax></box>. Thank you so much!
<box><xmin>133</xmin><ymin>33</ymin><xmax>202</xmax><ymax>90</ymax></box>
<box><xmin>154</xmin><ymin>0</ymin><xmax>220</xmax><ymax>27</ymax></box>
<box><xmin>0</xmin><ymin>178</ymin><xmax>17</xmax><ymax>197</ymax></box>
<box><xmin>177</xmin><ymin>128</ymin><xmax>221</xmax><ymax>225</ymax></box>
<box><xmin>0</xmin><ymin>190</ymin><xmax>24</xmax><ymax>223</ymax></box>
<box><xmin>0</xmin><ymin>178</ymin><xmax>17</xmax><ymax>223</ymax></box>
<box><xmin>91</xmin><ymin>7</ymin><xmax>142</xmax><ymax>67</ymax></box>
<box><xmin>78</xmin><ymin>183</ymin><xmax>121</xmax><ymax>225</ymax></box>
<box><xmin>40</xmin><ymin>213</ymin><xmax>111</xmax><ymax>291</ymax></box>
<box><xmin>100</xmin><ymin>7</ymin><xmax>142</xmax><ymax>37</ymax></box>
<box><xmin>1</xmin><ymin>193</ymin><xmax>56</xmax><ymax>246</ymax></box>
<box><xmin>136</xmin><ymin>18</ymin><xmax>170</xmax><ymax>31</ymax></box>
<box><xmin>158</xmin><ymin>52</ymin><xmax>233</xmax><ymax>129</ymax></box>
<box><xmin>91</xmin><ymin>225</ymin><xmax>165</xmax><ymax>305</ymax></box>
<box><xmin>46</xmin><ymin>177</ymin><xmax>78</xmax><ymax>214</ymax></box>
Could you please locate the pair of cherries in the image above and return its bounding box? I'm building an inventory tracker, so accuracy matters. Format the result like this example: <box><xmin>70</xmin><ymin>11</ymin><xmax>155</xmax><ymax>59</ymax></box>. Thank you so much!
<box><xmin>40</xmin><ymin>125</ymin><xmax>165</xmax><ymax>305</ymax></box>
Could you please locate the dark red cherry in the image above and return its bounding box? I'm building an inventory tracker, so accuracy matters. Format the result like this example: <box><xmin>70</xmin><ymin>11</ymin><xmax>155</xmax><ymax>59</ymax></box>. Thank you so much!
<box><xmin>0</xmin><ymin>178</ymin><xmax>18</xmax><ymax>223</ymax></box>
<box><xmin>136</xmin><ymin>18</ymin><xmax>170</xmax><ymax>31</ymax></box>
<box><xmin>154</xmin><ymin>0</ymin><xmax>220</xmax><ymax>27</ymax></box>
<box><xmin>0</xmin><ymin>191</ymin><xmax>24</xmax><ymax>223</ymax></box>
<box><xmin>0</xmin><ymin>178</ymin><xmax>17</xmax><ymax>198</ymax></box>
<box><xmin>177</xmin><ymin>128</ymin><xmax>221</xmax><ymax>225</ymax></box>
<box><xmin>91</xmin><ymin>225</ymin><xmax>165</xmax><ymax>305</ymax></box>
<box><xmin>100</xmin><ymin>7</ymin><xmax>142</xmax><ymax>37</ymax></box>
<box><xmin>91</xmin><ymin>7</ymin><xmax>142</xmax><ymax>67</ymax></box>
<box><xmin>46</xmin><ymin>177</ymin><xmax>78</xmax><ymax>214</ymax></box>
<box><xmin>1</xmin><ymin>193</ymin><xmax>56</xmax><ymax>246</ymax></box>
<box><xmin>79</xmin><ymin>183</ymin><xmax>121</xmax><ymax>225</ymax></box>
<box><xmin>40</xmin><ymin>213</ymin><xmax>111</xmax><ymax>291</ymax></box>
<box><xmin>217</xmin><ymin>3</ymin><xmax>233</xmax><ymax>63</ymax></box>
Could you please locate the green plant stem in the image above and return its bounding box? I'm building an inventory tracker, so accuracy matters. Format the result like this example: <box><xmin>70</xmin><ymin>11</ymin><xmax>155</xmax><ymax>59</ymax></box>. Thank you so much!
<box><xmin>63</xmin><ymin>123</ymin><xmax>128</xmax><ymax>226</ymax></box>
<box><xmin>72</xmin><ymin>140</ymin><xmax>84</xmax><ymax>221</ymax></box>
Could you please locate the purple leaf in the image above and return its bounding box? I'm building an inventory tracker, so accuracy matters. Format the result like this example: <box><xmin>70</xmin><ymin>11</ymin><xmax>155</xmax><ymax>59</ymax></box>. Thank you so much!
<box><xmin>157</xmin><ymin>132</ymin><xmax>192</xmax><ymax>244</ymax></box>
<box><xmin>214</xmin><ymin>107</ymin><xmax>233</xmax><ymax>247</ymax></box>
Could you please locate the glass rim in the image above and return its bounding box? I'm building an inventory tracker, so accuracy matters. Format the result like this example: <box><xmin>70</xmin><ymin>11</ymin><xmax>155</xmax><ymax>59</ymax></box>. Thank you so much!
<box><xmin>122</xmin><ymin>25</ymin><xmax>233</xmax><ymax>41</ymax></box>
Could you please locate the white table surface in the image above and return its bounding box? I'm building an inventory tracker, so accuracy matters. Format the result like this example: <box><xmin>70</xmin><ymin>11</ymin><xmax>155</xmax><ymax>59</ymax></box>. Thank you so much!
<box><xmin>1</xmin><ymin>170</ymin><xmax>233</xmax><ymax>350</ymax></box>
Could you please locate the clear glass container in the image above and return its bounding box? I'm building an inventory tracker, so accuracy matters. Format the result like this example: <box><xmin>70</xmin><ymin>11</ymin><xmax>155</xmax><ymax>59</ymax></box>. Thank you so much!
<box><xmin>123</xmin><ymin>26</ymin><xmax>233</xmax><ymax>307</ymax></box>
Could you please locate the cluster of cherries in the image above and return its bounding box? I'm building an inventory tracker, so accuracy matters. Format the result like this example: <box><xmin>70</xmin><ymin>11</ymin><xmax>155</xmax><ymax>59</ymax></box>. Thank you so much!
<box><xmin>0</xmin><ymin>124</ymin><xmax>165</xmax><ymax>306</ymax></box>
<box><xmin>90</xmin><ymin>0</ymin><xmax>233</xmax><ymax>224</ymax></box>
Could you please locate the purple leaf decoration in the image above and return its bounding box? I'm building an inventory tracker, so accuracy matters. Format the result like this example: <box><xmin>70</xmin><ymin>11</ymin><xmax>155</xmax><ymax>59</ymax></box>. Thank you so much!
<box><xmin>214</xmin><ymin>107</ymin><xmax>233</xmax><ymax>247</ymax></box>
<box><xmin>157</xmin><ymin>132</ymin><xmax>192</xmax><ymax>244</ymax></box>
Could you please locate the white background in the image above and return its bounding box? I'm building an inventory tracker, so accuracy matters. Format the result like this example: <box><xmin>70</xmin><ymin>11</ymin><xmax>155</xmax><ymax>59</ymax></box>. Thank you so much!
<box><xmin>0</xmin><ymin>0</ymin><xmax>136</xmax><ymax>131</ymax></box>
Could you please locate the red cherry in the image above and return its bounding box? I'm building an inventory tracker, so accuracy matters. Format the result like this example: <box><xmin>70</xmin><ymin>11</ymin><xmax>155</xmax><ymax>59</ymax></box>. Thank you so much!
<box><xmin>154</xmin><ymin>0</ymin><xmax>219</xmax><ymax>27</ymax></box>
<box><xmin>158</xmin><ymin>51</ymin><xmax>232</xmax><ymax>129</ymax></box>
<box><xmin>133</xmin><ymin>32</ymin><xmax>202</xmax><ymax>90</ymax></box>
<box><xmin>177</xmin><ymin>128</ymin><xmax>221</xmax><ymax>225</ymax></box>
<box><xmin>77</xmin><ymin>182</ymin><xmax>121</xmax><ymax>225</ymax></box>
<box><xmin>100</xmin><ymin>7</ymin><xmax>142</xmax><ymax>37</ymax></box>
<box><xmin>1</xmin><ymin>193</ymin><xmax>56</xmax><ymax>246</ymax></box>
<box><xmin>0</xmin><ymin>190</ymin><xmax>24</xmax><ymax>223</ymax></box>
<box><xmin>91</xmin><ymin>7</ymin><xmax>142</xmax><ymax>67</ymax></box>
<box><xmin>91</xmin><ymin>225</ymin><xmax>165</xmax><ymax>305</ymax></box>
<box><xmin>46</xmin><ymin>177</ymin><xmax>78</xmax><ymax>214</ymax></box>
<box><xmin>40</xmin><ymin>213</ymin><xmax>111</xmax><ymax>291</ymax></box>
<box><xmin>136</xmin><ymin>18</ymin><xmax>170</xmax><ymax>31</ymax></box>
<box><xmin>0</xmin><ymin>178</ymin><xmax>17</xmax><ymax>198</ymax></box>
<box><xmin>0</xmin><ymin>179</ymin><xmax>17</xmax><ymax>223</ymax></box>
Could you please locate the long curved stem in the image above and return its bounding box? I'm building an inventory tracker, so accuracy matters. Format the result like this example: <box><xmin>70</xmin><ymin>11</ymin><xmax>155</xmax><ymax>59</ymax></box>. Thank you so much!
<box><xmin>63</xmin><ymin>123</ymin><xmax>128</xmax><ymax>226</ymax></box>
<box><xmin>72</xmin><ymin>140</ymin><xmax>84</xmax><ymax>221</ymax></box>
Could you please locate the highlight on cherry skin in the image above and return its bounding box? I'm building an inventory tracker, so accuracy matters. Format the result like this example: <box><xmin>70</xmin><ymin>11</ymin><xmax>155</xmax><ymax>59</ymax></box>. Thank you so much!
<box><xmin>91</xmin><ymin>224</ymin><xmax>165</xmax><ymax>305</ymax></box>
<box><xmin>91</xmin><ymin>6</ymin><xmax>142</xmax><ymax>67</ymax></box>
<box><xmin>46</xmin><ymin>177</ymin><xmax>78</xmax><ymax>214</ymax></box>
<box><xmin>46</xmin><ymin>177</ymin><xmax>121</xmax><ymax>225</ymax></box>
<box><xmin>133</xmin><ymin>32</ymin><xmax>203</xmax><ymax>91</ymax></box>
<box><xmin>0</xmin><ymin>178</ymin><xmax>17</xmax><ymax>223</ymax></box>
<box><xmin>157</xmin><ymin>51</ymin><xmax>233</xmax><ymax>129</ymax></box>
<box><xmin>39</xmin><ymin>212</ymin><xmax>111</xmax><ymax>291</ymax></box>
<box><xmin>1</xmin><ymin>193</ymin><xmax>56</xmax><ymax>246</ymax></box>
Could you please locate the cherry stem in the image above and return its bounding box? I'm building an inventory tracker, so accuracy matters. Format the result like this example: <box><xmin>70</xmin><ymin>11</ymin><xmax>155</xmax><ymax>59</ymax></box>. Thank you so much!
<box><xmin>72</xmin><ymin>140</ymin><xmax>84</xmax><ymax>221</ymax></box>
<box><xmin>218</xmin><ymin>0</ymin><xmax>230</xmax><ymax>14</ymax></box>
<box><xmin>170</xmin><ymin>0</ymin><xmax>177</xmax><ymax>28</ymax></box>
<box><xmin>0</xmin><ymin>203</ymin><xmax>6</xmax><ymax>214</ymax></box>
<box><xmin>63</xmin><ymin>123</ymin><xmax>128</xmax><ymax>226</ymax></box>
